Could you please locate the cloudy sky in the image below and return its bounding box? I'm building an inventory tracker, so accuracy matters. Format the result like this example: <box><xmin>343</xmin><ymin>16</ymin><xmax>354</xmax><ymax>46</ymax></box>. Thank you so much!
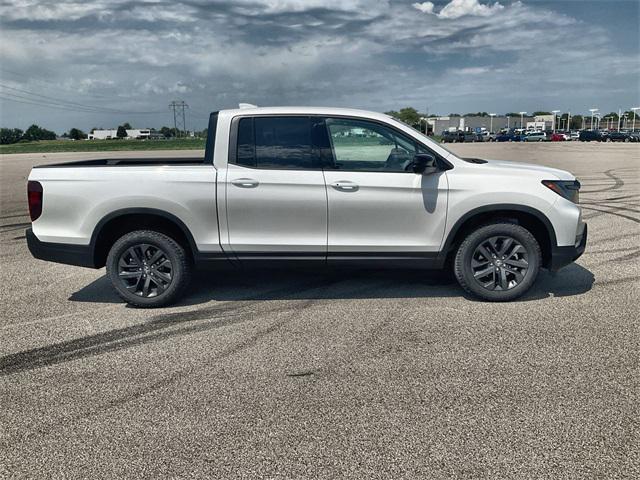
<box><xmin>1</xmin><ymin>0</ymin><xmax>638</xmax><ymax>133</ymax></box>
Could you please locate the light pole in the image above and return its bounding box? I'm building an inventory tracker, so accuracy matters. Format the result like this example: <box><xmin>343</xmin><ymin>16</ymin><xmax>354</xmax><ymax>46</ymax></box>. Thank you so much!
<box><xmin>552</xmin><ymin>110</ymin><xmax>560</xmax><ymax>132</ymax></box>
<box><xmin>631</xmin><ymin>107</ymin><xmax>640</xmax><ymax>133</ymax></box>
<box><xmin>589</xmin><ymin>108</ymin><xmax>598</xmax><ymax>131</ymax></box>
<box><xmin>567</xmin><ymin>111</ymin><xmax>571</xmax><ymax>131</ymax></box>
<box><xmin>519</xmin><ymin>111</ymin><xmax>527</xmax><ymax>131</ymax></box>
<box><xmin>489</xmin><ymin>113</ymin><xmax>496</xmax><ymax>133</ymax></box>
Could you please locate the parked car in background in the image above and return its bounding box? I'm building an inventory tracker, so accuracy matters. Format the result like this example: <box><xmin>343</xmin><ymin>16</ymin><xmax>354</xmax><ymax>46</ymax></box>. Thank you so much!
<box><xmin>475</xmin><ymin>131</ymin><xmax>490</xmax><ymax>142</ymax></box>
<box><xmin>25</xmin><ymin>105</ymin><xmax>587</xmax><ymax>305</ymax></box>
<box><xmin>579</xmin><ymin>130</ymin><xmax>604</xmax><ymax>142</ymax></box>
<box><xmin>569</xmin><ymin>131</ymin><xmax>580</xmax><ymax>141</ymax></box>
<box><xmin>441</xmin><ymin>131</ymin><xmax>479</xmax><ymax>143</ymax></box>
<box><xmin>524</xmin><ymin>132</ymin><xmax>547</xmax><ymax>142</ymax></box>
<box><xmin>604</xmin><ymin>131</ymin><xmax>632</xmax><ymax>142</ymax></box>
<box><xmin>496</xmin><ymin>132</ymin><xmax>521</xmax><ymax>142</ymax></box>
<box><xmin>441</xmin><ymin>131</ymin><xmax>464</xmax><ymax>143</ymax></box>
<box><xmin>550</xmin><ymin>133</ymin><xmax>568</xmax><ymax>141</ymax></box>
<box><xmin>627</xmin><ymin>131</ymin><xmax>640</xmax><ymax>142</ymax></box>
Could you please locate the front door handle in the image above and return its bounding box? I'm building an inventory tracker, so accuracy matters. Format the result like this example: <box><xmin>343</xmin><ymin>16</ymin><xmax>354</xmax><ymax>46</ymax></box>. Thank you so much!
<box><xmin>231</xmin><ymin>178</ymin><xmax>259</xmax><ymax>188</ymax></box>
<box><xmin>330</xmin><ymin>181</ymin><xmax>359</xmax><ymax>191</ymax></box>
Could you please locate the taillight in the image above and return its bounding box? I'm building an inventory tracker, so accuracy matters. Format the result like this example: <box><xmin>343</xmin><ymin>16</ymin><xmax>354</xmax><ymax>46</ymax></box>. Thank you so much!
<box><xmin>27</xmin><ymin>181</ymin><xmax>43</xmax><ymax>221</ymax></box>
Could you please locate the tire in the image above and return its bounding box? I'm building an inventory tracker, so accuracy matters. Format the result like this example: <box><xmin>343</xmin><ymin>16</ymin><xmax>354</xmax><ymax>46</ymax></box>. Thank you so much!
<box><xmin>454</xmin><ymin>223</ymin><xmax>541</xmax><ymax>301</ymax></box>
<box><xmin>106</xmin><ymin>230</ymin><xmax>192</xmax><ymax>308</ymax></box>
<box><xmin>625</xmin><ymin>137</ymin><xmax>630</xmax><ymax>142</ymax></box>
<box><xmin>606</xmin><ymin>137</ymin><xmax>612</xmax><ymax>142</ymax></box>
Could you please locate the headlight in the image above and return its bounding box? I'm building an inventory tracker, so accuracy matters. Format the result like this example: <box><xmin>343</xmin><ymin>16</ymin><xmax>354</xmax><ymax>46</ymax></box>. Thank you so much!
<box><xmin>542</xmin><ymin>179</ymin><xmax>580</xmax><ymax>203</ymax></box>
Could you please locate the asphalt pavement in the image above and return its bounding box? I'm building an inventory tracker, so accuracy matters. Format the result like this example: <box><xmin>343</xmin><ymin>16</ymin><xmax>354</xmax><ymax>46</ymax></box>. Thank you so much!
<box><xmin>0</xmin><ymin>143</ymin><xmax>638</xmax><ymax>479</ymax></box>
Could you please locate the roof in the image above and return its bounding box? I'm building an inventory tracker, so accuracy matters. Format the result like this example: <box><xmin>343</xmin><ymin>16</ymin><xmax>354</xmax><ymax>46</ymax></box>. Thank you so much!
<box><xmin>219</xmin><ymin>106</ymin><xmax>393</xmax><ymax>121</ymax></box>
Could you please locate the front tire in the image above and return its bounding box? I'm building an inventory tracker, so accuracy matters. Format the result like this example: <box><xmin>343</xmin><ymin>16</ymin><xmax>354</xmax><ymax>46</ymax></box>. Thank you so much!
<box><xmin>106</xmin><ymin>230</ymin><xmax>192</xmax><ymax>308</ymax></box>
<box><xmin>454</xmin><ymin>223</ymin><xmax>541</xmax><ymax>301</ymax></box>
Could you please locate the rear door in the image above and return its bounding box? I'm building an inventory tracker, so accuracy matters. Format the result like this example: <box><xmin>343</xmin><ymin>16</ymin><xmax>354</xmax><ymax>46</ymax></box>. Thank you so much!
<box><xmin>223</xmin><ymin>116</ymin><xmax>327</xmax><ymax>260</ymax></box>
<box><xmin>320</xmin><ymin>117</ymin><xmax>448</xmax><ymax>263</ymax></box>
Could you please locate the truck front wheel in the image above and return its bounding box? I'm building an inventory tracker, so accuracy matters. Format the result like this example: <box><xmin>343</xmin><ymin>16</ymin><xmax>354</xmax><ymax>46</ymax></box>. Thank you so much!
<box><xmin>454</xmin><ymin>223</ymin><xmax>541</xmax><ymax>301</ymax></box>
<box><xmin>106</xmin><ymin>230</ymin><xmax>192</xmax><ymax>307</ymax></box>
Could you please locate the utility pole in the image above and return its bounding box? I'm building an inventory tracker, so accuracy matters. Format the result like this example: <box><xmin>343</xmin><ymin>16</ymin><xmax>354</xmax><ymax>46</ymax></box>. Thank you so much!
<box><xmin>169</xmin><ymin>100</ymin><xmax>189</xmax><ymax>138</ymax></box>
<box><xmin>631</xmin><ymin>107</ymin><xmax>640</xmax><ymax>132</ymax></box>
<box><xmin>519</xmin><ymin>111</ymin><xmax>526</xmax><ymax>131</ymax></box>
<box><xmin>589</xmin><ymin>108</ymin><xmax>598</xmax><ymax>131</ymax></box>
<box><xmin>551</xmin><ymin>110</ymin><xmax>560</xmax><ymax>132</ymax></box>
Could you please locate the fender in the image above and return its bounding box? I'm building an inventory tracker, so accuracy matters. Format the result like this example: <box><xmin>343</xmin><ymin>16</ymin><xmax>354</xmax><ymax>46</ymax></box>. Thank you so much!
<box><xmin>90</xmin><ymin>207</ymin><xmax>200</xmax><ymax>261</ymax></box>
<box><xmin>440</xmin><ymin>203</ymin><xmax>558</xmax><ymax>254</ymax></box>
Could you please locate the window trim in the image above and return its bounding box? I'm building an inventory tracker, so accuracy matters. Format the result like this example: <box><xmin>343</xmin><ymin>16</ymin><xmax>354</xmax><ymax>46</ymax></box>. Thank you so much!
<box><xmin>228</xmin><ymin>113</ymin><xmax>452</xmax><ymax>172</ymax></box>
<box><xmin>229</xmin><ymin>115</ymin><xmax>323</xmax><ymax>171</ymax></box>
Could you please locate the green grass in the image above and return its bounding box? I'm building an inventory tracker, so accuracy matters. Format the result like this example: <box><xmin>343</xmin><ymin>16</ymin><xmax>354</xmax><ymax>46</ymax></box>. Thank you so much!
<box><xmin>0</xmin><ymin>138</ymin><xmax>206</xmax><ymax>154</ymax></box>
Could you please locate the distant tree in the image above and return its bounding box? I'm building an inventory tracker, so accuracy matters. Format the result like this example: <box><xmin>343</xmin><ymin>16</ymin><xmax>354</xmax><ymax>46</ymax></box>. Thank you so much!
<box><xmin>448</xmin><ymin>113</ymin><xmax>461</xmax><ymax>117</ymax></box>
<box><xmin>116</xmin><ymin>125</ymin><xmax>128</xmax><ymax>138</ymax></box>
<box><xmin>122</xmin><ymin>122</ymin><xmax>132</xmax><ymax>129</ymax></box>
<box><xmin>22</xmin><ymin>124</ymin><xmax>56</xmax><ymax>141</ymax></box>
<box><xmin>464</xmin><ymin>112</ymin><xmax>489</xmax><ymax>117</ymax></box>
<box><xmin>533</xmin><ymin>111</ymin><xmax>552</xmax><ymax>116</ymax></box>
<box><xmin>160</xmin><ymin>126</ymin><xmax>179</xmax><ymax>138</ymax></box>
<box><xmin>570</xmin><ymin>114</ymin><xmax>583</xmax><ymax>130</ymax></box>
<box><xmin>624</xmin><ymin>110</ymin><xmax>639</xmax><ymax>120</ymax></box>
<box><xmin>386</xmin><ymin>107</ymin><xmax>421</xmax><ymax>128</ymax></box>
<box><xmin>505</xmin><ymin>112</ymin><xmax>520</xmax><ymax>117</ymax></box>
<box><xmin>0</xmin><ymin>128</ymin><xmax>24</xmax><ymax>144</ymax></box>
<box><xmin>68</xmin><ymin>128</ymin><xmax>87</xmax><ymax>140</ymax></box>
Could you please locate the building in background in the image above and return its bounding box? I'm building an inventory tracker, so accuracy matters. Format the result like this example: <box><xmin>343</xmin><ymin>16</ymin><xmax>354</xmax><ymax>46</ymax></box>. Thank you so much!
<box><xmin>88</xmin><ymin>129</ymin><xmax>155</xmax><ymax>140</ymax></box>
<box><xmin>428</xmin><ymin>115</ymin><xmax>535</xmax><ymax>134</ymax></box>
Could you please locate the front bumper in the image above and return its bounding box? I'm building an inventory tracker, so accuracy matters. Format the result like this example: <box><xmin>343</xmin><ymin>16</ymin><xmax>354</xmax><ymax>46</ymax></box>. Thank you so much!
<box><xmin>26</xmin><ymin>228</ymin><xmax>96</xmax><ymax>268</ymax></box>
<box><xmin>548</xmin><ymin>223</ymin><xmax>587</xmax><ymax>271</ymax></box>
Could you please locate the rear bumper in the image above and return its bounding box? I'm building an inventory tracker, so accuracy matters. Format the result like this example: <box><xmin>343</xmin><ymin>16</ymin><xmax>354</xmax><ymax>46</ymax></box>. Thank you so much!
<box><xmin>549</xmin><ymin>223</ymin><xmax>587</xmax><ymax>271</ymax></box>
<box><xmin>26</xmin><ymin>228</ymin><xmax>96</xmax><ymax>268</ymax></box>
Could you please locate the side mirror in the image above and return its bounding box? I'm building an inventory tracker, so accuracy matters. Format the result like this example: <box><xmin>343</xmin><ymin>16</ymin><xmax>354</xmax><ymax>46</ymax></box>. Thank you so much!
<box><xmin>411</xmin><ymin>153</ymin><xmax>438</xmax><ymax>175</ymax></box>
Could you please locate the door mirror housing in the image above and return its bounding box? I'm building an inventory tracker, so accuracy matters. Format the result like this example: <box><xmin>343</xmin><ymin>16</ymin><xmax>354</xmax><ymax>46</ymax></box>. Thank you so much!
<box><xmin>411</xmin><ymin>153</ymin><xmax>438</xmax><ymax>175</ymax></box>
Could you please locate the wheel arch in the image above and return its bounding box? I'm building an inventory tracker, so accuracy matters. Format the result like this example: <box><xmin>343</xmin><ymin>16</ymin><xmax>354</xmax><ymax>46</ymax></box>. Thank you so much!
<box><xmin>441</xmin><ymin>204</ymin><xmax>557</xmax><ymax>268</ymax></box>
<box><xmin>90</xmin><ymin>208</ymin><xmax>198</xmax><ymax>268</ymax></box>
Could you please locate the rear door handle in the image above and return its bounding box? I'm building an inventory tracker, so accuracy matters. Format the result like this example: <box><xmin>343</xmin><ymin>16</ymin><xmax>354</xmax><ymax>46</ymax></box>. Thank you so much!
<box><xmin>330</xmin><ymin>181</ymin><xmax>359</xmax><ymax>191</ymax></box>
<box><xmin>231</xmin><ymin>178</ymin><xmax>259</xmax><ymax>188</ymax></box>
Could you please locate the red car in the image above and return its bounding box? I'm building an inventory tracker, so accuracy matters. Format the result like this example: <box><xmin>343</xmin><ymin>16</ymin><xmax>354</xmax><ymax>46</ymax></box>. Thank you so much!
<box><xmin>550</xmin><ymin>132</ymin><xmax>568</xmax><ymax>141</ymax></box>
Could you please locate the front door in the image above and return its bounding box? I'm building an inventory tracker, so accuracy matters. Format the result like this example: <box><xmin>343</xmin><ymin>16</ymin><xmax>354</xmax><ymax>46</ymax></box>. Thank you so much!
<box><xmin>321</xmin><ymin>117</ymin><xmax>448</xmax><ymax>262</ymax></box>
<box><xmin>223</xmin><ymin>116</ymin><xmax>327</xmax><ymax>259</ymax></box>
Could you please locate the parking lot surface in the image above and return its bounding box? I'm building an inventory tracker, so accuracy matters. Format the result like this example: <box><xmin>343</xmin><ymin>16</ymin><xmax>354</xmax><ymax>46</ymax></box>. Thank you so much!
<box><xmin>1</xmin><ymin>143</ymin><xmax>638</xmax><ymax>478</ymax></box>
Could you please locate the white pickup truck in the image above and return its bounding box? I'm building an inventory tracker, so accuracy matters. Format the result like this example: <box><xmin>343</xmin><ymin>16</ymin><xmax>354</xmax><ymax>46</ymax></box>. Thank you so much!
<box><xmin>26</xmin><ymin>106</ymin><xmax>586</xmax><ymax>306</ymax></box>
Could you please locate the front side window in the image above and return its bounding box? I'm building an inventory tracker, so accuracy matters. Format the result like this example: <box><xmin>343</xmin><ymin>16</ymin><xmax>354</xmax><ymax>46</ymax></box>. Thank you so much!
<box><xmin>235</xmin><ymin>116</ymin><xmax>317</xmax><ymax>169</ymax></box>
<box><xmin>324</xmin><ymin>117</ymin><xmax>428</xmax><ymax>172</ymax></box>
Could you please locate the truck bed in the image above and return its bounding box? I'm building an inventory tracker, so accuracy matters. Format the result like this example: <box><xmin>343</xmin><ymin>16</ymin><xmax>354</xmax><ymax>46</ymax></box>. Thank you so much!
<box><xmin>33</xmin><ymin>157</ymin><xmax>205</xmax><ymax>168</ymax></box>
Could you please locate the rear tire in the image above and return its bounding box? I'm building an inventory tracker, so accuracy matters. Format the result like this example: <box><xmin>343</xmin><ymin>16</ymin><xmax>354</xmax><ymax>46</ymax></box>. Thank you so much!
<box><xmin>454</xmin><ymin>223</ymin><xmax>541</xmax><ymax>301</ymax></box>
<box><xmin>106</xmin><ymin>230</ymin><xmax>192</xmax><ymax>308</ymax></box>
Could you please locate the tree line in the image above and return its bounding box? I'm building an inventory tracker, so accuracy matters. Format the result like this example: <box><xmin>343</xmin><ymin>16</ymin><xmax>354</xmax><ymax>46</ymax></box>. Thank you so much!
<box><xmin>1</xmin><ymin>122</ymin><xmax>208</xmax><ymax>145</ymax></box>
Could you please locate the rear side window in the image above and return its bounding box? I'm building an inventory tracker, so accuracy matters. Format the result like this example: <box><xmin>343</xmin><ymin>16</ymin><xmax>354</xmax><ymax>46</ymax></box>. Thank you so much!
<box><xmin>235</xmin><ymin>116</ymin><xmax>317</xmax><ymax>169</ymax></box>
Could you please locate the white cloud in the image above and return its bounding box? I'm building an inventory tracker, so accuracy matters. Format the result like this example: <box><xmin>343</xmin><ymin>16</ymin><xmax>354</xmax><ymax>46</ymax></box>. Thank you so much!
<box><xmin>414</xmin><ymin>0</ymin><xmax>504</xmax><ymax>19</ymax></box>
<box><xmin>412</xmin><ymin>2</ymin><xmax>434</xmax><ymax>14</ymax></box>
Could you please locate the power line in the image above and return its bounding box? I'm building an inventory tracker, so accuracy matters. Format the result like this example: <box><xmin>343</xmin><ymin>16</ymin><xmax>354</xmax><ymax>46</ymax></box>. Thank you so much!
<box><xmin>0</xmin><ymin>83</ymin><xmax>165</xmax><ymax>115</ymax></box>
<box><xmin>0</xmin><ymin>94</ymin><xmax>111</xmax><ymax>113</ymax></box>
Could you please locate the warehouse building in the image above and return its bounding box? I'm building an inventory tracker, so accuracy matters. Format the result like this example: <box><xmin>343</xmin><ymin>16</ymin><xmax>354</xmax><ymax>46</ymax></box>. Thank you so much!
<box><xmin>429</xmin><ymin>115</ymin><xmax>535</xmax><ymax>134</ymax></box>
<box><xmin>88</xmin><ymin>129</ymin><xmax>155</xmax><ymax>140</ymax></box>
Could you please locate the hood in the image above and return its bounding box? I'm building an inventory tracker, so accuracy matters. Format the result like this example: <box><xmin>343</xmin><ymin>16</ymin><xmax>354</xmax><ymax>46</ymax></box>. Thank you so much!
<box><xmin>480</xmin><ymin>159</ymin><xmax>575</xmax><ymax>181</ymax></box>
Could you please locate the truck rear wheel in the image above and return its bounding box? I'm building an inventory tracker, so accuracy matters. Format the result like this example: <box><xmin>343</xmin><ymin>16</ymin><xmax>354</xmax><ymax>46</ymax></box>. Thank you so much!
<box><xmin>454</xmin><ymin>223</ymin><xmax>541</xmax><ymax>301</ymax></box>
<box><xmin>106</xmin><ymin>230</ymin><xmax>192</xmax><ymax>308</ymax></box>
